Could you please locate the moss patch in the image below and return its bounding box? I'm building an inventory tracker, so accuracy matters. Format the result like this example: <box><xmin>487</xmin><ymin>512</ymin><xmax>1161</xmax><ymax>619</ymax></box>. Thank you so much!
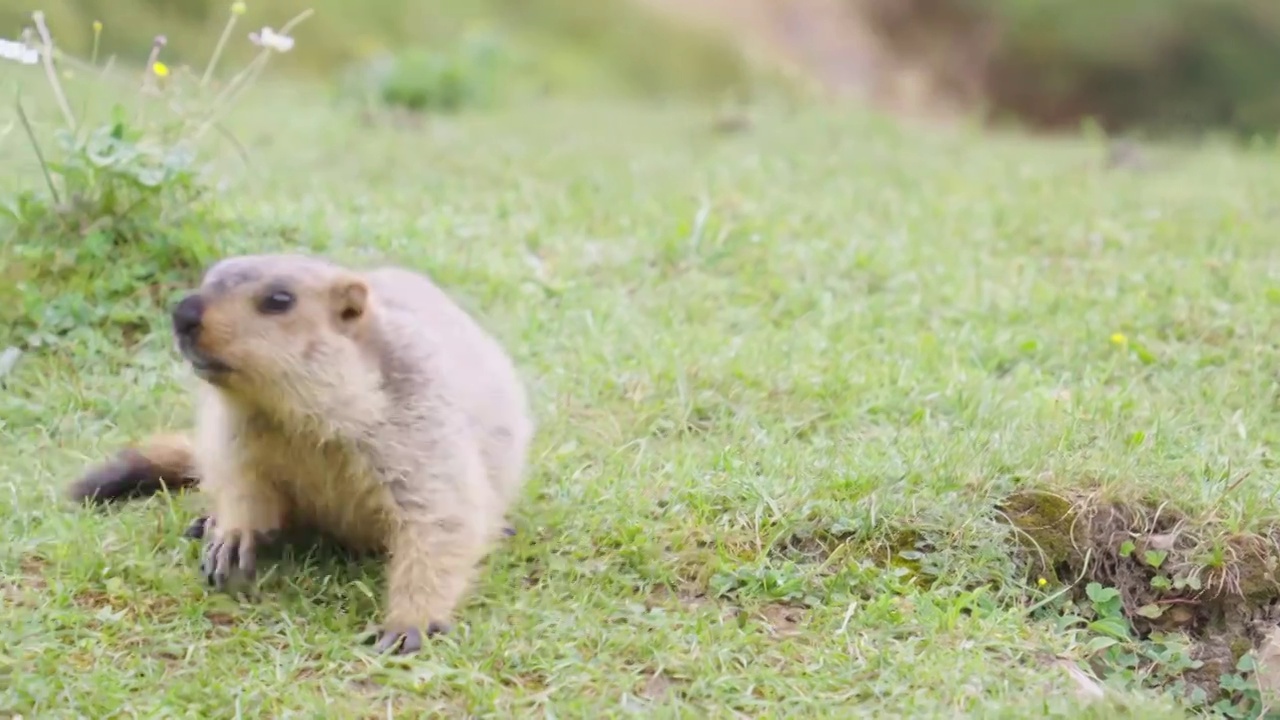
<box><xmin>1000</xmin><ymin>486</ymin><xmax>1280</xmax><ymax>702</ymax></box>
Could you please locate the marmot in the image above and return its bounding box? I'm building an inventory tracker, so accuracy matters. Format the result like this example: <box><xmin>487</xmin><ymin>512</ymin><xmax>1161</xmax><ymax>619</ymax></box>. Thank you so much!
<box><xmin>68</xmin><ymin>253</ymin><xmax>536</xmax><ymax>654</ymax></box>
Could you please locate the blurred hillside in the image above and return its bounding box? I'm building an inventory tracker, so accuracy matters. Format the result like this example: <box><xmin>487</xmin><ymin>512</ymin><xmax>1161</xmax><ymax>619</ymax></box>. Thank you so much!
<box><xmin>0</xmin><ymin>0</ymin><xmax>756</xmax><ymax>98</ymax></box>
<box><xmin>638</xmin><ymin>0</ymin><xmax>1280</xmax><ymax>138</ymax></box>
<box><xmin>875</xmin><ymin>0</ymin><xmax>1280</xmax><ymax>137</ymax></box>
<box><xmin>4</xmin><ymin>0</ymin><xmax>1279</xmax><ymax>136</ymax></box>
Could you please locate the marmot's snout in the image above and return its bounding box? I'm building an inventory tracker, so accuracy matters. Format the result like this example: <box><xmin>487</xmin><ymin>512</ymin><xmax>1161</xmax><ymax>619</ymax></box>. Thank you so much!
<box><xmin>172</xmin><ymin>294</ymin><xmax>205</xmax><ymax>339</ymax></box>
<box><xmin>172</xmin><ymin>293</ymin><xmax>233</xmax><ymax>376</ymax></box>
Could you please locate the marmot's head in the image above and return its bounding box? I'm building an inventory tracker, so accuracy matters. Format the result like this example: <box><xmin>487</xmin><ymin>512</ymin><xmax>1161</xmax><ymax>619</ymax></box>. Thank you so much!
<box><xmin>169</xmin><ymin>254</ymin><xmax>374</xmax><ymax>408</ymax></box>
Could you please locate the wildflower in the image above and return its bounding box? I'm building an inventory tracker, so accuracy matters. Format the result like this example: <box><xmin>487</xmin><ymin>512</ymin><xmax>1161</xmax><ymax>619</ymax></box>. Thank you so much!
<box><xmin>1037</xmin><ymin>577</ymin><xmax>1048</xmax><ymax>587</ymax></box>
<box><xmin>92</xmin><ymin>20</ymin><xmax>102</xmax><ymax>33</ymax></box>
<box><xmin>1110</xmin><ymin>332</ymin><xmax>1127</xmax><ymax>346</ymax></box>
<box><xmin>0</xmin><ymin>38</ymin><xmax>38</xmax><ymax>65</ymax></box>
<box><xmin>154</xmin><ymin>34</ymin><xmax>167</xmax><ymax>48</ymax></box>
<box><xmin>249</xmin><ymin>26</ymin><xmax>294</xmax><ymax>52</ymax></box>
<box><xmin>152</xmin><ymin>61</ymin><xmax>169</xmax><ymax>77</ymax></box>
<box><xmin>231</xmin><ymin>2</ymin><xmax>246</xmax><ymax>15</ymax></box>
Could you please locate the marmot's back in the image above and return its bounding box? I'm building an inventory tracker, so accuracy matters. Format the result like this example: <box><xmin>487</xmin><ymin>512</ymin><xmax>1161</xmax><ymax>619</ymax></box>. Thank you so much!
<box><xmin>366</xmin><ymin>266</ymin><xmax>534</xmax><ymax>502</ymax></box>
<box><xmin>367</xmin><ymin>265</ymin><xmax>526</xmax><ymax>404</ymax></box>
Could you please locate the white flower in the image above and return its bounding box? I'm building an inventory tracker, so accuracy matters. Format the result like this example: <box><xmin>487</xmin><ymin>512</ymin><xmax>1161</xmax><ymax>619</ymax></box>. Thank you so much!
<box><xmin>0</xmin><ymin>38</ymin><xmax>38</xmax><ymax>65</ymax></box>
<box><xmin>248</xmin><ymin>27</ymin><xmax>293</xmax><ymax>52</ymax></box>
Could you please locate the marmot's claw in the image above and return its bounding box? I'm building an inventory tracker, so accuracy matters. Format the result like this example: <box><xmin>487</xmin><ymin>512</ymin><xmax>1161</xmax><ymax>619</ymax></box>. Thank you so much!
<box><xmin>200</xmin><ymin>528</ymin><xmax>257</xmax><ymax>590</ymax></box>
<box><xmin>363</xmin><ymin>622</ymin><xmax>449</xmax><ymax>655</ymax></box>
<box><xmin>373</xmin><ymin>625</ymin><xmax>424</xmax><ymax>653</ymax></box>
<box><xmin>184</xmin><ymin>515</ymin><xmax>210</xmax><ymax>540</ymax></box>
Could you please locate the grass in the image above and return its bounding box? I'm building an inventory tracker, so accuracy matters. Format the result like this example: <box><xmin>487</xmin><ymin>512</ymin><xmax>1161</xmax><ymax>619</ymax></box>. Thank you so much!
<box><xmin>4</xmin><ymin>77</ymin><xmax>1280</xmax><ymax>717</ymax></box>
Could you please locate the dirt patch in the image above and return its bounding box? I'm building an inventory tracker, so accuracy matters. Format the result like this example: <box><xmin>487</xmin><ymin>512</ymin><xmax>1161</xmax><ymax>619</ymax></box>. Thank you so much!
<box><xmin>639</xmin><ymin>670</ymin><xmax>678</xmax><ymax>701</ymax></box>
<box><xmin>646</xmin><ymin>582</ymin><xmax>734</xmax><ymax>621</ymax></box>
<box><xmin>998</xmin><ymin>487</ymin><xmax>1280</xmax><ymax>700</ymax></box>
<box><xmin>69</xmin><ymin>582</ymin><xmax>187</xmax><ymax>622</ymax></box>
<box><xmin>755</xmin><ymin>602</ymin><xmax>805</xmax><ymax>638</ymax></box>
<box><xmin>645</xmin><ymin>582</ymin><xmax>707</xmax><ymax>608</ymax></box>
<box><xmin>644</xmin><ymin>582</ymin><xmax>809</xmax><ymax>642</ymax></box>
<box><xmin>203</xmin><ymin>610</ymin><xmax>237</xmax><ymax>626</ymax></box>
<box><xmin>772</xmin><ymin>525</ymin><xmax>938</xmax><ymax>588</ymax></box>
<box><xmin>71</xmin><ymin>590</ymin><xmax>123</xmax><ymax>612</ymax></box>
<box><xmin>18</xmin><ymin>555</ymin><xmax>48</xmax><ymax>582</ymax></box>
<box><xmin>1</xmin><ymin>554</ymin><xmax>49</xmax><ymax>607</ymax></box>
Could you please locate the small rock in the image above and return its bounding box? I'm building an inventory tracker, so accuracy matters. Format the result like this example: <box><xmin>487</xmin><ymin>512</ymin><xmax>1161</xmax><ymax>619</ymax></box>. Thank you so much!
<box><xmin>711</xmin><ymin>112</ymin><xmax>752</xmax><ymax>134</ymax></box>
<box><xmin>1144</xmin><ymin>533</ymin><xmax>1178</xmax><ymax>551</ymax></box>
<box><xmin>1253</xmin><ymin>627</ymin><xmax>1280</xmax><ymax>706</ymax></box>
<box><xmin>1105</xmin><ymin>140</ymin><xmax>1149</xmax><ymax>170</ymax></box>
<box><xmin>0</xmin><ymin>346</ymin><xmax>21</xmax><ymax>379</ymax></box>
<box><xmin>1055</xmin><ymin>658</ymin><xmax>1105</xmax><ymax>703</ymax></box>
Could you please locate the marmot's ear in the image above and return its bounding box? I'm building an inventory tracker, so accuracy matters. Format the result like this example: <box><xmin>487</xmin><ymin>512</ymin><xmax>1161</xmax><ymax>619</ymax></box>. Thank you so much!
<box><xmin>330</xmin><ymin>276</ymin><xmax>369</xmax><ymax>323</ymax></box>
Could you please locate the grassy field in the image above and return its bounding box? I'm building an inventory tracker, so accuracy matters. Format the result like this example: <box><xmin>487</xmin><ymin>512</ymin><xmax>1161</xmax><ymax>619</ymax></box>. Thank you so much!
<box><xmin>4</xmin><ymin>73</ymin><xmax>1280</xmax><ymax>717</ymax></box>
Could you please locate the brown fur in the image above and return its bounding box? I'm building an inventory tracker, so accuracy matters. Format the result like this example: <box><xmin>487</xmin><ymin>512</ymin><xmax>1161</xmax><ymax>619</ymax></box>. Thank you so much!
<box><xmin>68</xmin><ymin>432</ymin><xmax>198</xmax><ymax>504</ymax></box>
<box><xmin>70</xmin><ymin>253</ymin><xmax>536</xmax><ymax>653</ymax></box>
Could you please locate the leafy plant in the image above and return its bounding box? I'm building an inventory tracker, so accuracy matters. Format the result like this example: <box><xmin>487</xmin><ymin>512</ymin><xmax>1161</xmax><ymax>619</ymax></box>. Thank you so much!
<box><xmin>1211</xmin><ymin>653</ymin><xmax>1280</xmax><ymax>720</ymax></box>
<box><xmin>1042</xmin><ymin>580</ymin><xmax>1280</xmax><ymax>718</ymax></box>
<box><xmin>0</xmin><ymin>4</ymin><xmax>311</xmax><ymax>347</ymax></box>
<box><xmin>341</xmin><ymin>31</ymin><xmax>508</xmax><ymax>116</ymax></box>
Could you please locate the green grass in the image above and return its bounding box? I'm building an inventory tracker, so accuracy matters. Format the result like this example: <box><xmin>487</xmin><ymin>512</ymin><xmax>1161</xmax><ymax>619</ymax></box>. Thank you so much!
<box><xmin>5</xmin><ymin>80</ymin><xmax>1280</xmax><ymax>717</ymax></box>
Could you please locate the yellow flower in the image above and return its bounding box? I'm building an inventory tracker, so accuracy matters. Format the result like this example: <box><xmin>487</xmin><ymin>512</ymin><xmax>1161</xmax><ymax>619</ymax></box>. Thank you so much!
<box><xmin>231</xmin><ymin>1</ymin><xmax>246</xmax><ymax>15</ymax></box>
<box><xmin>92</xmin><ymin>20</ymin><xmax>102</xmax><ymax>33</ymax></box>
<box><xmin>1037</xmin><ymin>577</ymin><xmax>1048</xmax><ymax>587</ymax></box>
<box><xmin>152</xmin><ymin>61</ymin><xmax>169</xmax><ymax>77</ymax></box>
<box><xmin>1110</xmin><ymin>332</ymin><xmax>1127</xmax><ymax>346</ymax></box>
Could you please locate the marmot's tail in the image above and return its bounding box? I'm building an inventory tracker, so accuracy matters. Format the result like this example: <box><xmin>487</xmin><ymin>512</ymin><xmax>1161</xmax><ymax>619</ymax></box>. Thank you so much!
<box><xmin>68</xmin><ymin>432</ymin><xmax>200</xmax><ymax>505</ymax></box>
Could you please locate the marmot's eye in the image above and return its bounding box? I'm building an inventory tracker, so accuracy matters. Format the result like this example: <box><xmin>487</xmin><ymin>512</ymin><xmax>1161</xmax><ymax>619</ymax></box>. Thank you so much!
<box><xmin>258</xmin><ymin>290</ymin><xmax>295</xmax><ymax>315</ymax></box>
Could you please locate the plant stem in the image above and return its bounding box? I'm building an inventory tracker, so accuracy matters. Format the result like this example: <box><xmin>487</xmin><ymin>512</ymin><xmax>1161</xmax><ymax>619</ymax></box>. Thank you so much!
<box><xmin>14</xmin><ymin>93</ymin><xmax>62</xmax><ymax>206</ymax></box>
<box><xmin>31</xmin><ymin>11</ymin><xmax>77</xmax><ymax>132</ymax></box>
<box><xmin>277</xmin><ymin>9</ymin><xmax>315</xmax><ymax>39</ymax></box>
<box><xmin>200</xmin><ymin>11</ymin><xmax>241</xmax><ymax>86</ymax></box>
<box><xmin>141</xmin><ymin>41</ymin><xmax>162</xmax><ymax>92</ymax></box>
<box><xmin>191</xmin><ymin>51</ymin><xmax>269</xmax><ymax>140</ymax></box>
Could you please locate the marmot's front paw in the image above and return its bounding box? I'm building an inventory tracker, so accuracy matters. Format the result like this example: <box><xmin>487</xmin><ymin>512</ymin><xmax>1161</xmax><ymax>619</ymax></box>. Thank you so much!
<box><xmin>201</xmin><ymin>522</ymin><xmax>276</xmax><ymax>591</ymax></box>
<box><xmin>361</xmin><ymin>621</ymin><xmax>451</xmax><ymax>655</ymax></box>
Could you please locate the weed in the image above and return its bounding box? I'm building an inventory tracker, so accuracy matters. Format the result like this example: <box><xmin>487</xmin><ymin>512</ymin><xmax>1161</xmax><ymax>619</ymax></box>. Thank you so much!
<box><xmin>0</xmin><ymin>5</ymin><xmax>310</xmax><ymax>347</ymax></box>
<box><xmin>1041</xmin><ymin>577</ymin><xmax>1280</xmax><ymax>717</ymax></box>
<box><xmin>381</xmin><ymin>34</ymin><xmax>505</xmax><ymax>114</ymax></box>
<box><xmin>333</xmin><ymin>29</ymin><xmax>510</xmax><ymax>123</ymax></box>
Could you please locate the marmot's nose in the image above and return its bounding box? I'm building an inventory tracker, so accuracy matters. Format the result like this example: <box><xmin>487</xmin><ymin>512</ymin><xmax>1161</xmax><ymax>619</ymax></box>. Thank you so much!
<box><xmin>172</xmin><ymin>294</ymin><xmax>205</xmax><ymax>337</ymax></box>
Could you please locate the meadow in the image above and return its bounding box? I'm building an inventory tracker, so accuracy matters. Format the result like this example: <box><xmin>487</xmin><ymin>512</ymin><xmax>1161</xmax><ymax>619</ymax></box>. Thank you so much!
<box><xmin>4</xmin><ymin>14</ymin><xmax>1280</xmax><ymax>718</ymax></box>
